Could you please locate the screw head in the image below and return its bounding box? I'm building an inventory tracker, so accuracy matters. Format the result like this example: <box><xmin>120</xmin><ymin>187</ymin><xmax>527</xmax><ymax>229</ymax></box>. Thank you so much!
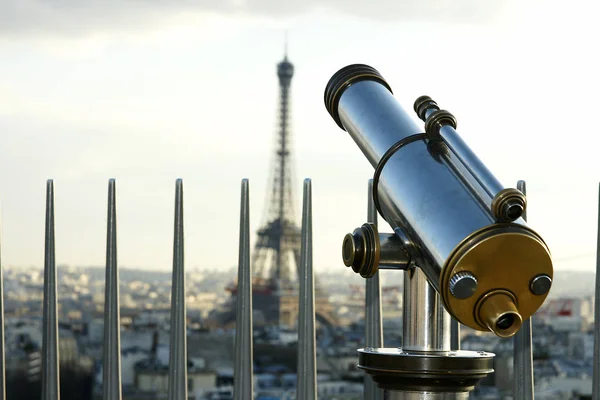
<box><xmin>449</xmin><ymin>272</ymin><xmax>478</xmax><ymax>299</ymax></box>
<box><xmin>530</xmin><ymin>274</ymin><xmax>552</xmax><ymax>295</ymax></box>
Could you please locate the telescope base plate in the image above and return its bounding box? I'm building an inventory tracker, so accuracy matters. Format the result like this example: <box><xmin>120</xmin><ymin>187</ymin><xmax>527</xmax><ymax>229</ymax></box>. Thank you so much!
<box><xmin>358</xmin><ymin>347</ymin><xmax>494</xmax><ymax>392</ymax></box>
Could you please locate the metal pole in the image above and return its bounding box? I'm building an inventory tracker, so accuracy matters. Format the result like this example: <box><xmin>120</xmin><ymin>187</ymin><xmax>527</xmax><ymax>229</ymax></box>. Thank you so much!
<box><xmin>513</xmin><ymin>180</ymin><xmax>534</xmax><ymax>400</ymax></box>
<box><xmin>0</xmin><ymin>214</ymin><xmax>6</xmax><ymax>400</ymax></box>
<box><xmin>592</xmin><ymin>182</ymin><xmax>600</xmax><ymax>400</ymax></box>
<box><xmin>365</xmin><ymin>179</ymin><xmax>384</xmax><ymax>400</ymax></box>
<box><xmin>390</xmin><ymin>243</ymin><xmax>458</xmax><ymax>399</ymax></box>
<box><xmin>234</xmin><ymin>179</ymin><xmax>253</xmax><ymax>400</ymax></box>
<box><xmin>168</xmin><ymin>179</ymin><xmax>187</xmax><ymax>400</ymax></box>
<box><xmin>402</xmin><ymin>267</ymin><xmax>451</xmax><ymax>352</ymax></box>
<box><xmin>450</xmin><ymin>321</ymin><xmax>460</xmax><ymax>350</ymax></box>
<box><xmin>388</xmin><ymin>266</ymin><xmax>462</xmax><ymax>399</ymax></box>
<box><xmin>296</xmin><ymin>179</ymin><xmax>317</xmax><ymax>400</ymax></box>
<box><xmin>103</xmin><ymin>179</ymin><xmax>122</xmax><ymax>400</ymax></box>
<box><xmin>41</xmin><ymin>179</ymin><xmax>60</xmax><ymax>400</ymax></box>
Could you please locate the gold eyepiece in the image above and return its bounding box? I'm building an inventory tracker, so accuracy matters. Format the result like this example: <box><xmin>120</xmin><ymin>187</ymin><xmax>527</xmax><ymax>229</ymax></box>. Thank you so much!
<box><xmin>477</xmin><ymin>291</ymin><xmax>523</xmax><ymax>338</ymax></box>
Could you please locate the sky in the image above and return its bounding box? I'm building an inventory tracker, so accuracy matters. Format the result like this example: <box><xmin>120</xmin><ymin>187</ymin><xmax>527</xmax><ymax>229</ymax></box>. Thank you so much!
<box><xmin>0</xmin><ymin>0</ymin><xmax>599</xmax><ymax>273</ymax></box>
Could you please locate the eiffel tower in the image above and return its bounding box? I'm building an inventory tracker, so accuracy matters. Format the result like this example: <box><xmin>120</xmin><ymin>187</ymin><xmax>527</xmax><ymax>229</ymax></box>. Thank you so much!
<box><xmin>250</xmin><ymin>48</ymin><xmax>336</xmax><ymax>329</ymax></box>
<box><xmin>219</xmin><ymin>47</ymin><xmax>336</xmax><ymax>330</ymax></box>
<box><xmin>251</xmin><ymin>47</ymin><xmax>299</xmax><ymax>290</ymax></box>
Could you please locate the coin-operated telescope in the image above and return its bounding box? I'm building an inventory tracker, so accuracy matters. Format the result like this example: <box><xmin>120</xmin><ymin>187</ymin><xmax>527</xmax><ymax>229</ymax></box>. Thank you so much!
<box><xmin>324</xmin><ymin>64</ymin><xmax>553</xmax><ymax>398</ymax></box>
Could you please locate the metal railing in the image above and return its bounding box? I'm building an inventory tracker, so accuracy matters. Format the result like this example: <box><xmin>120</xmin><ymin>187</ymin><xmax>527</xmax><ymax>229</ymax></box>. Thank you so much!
<box><xmin>0</xmin><ymin>178</ymin><xmax>600</xmax><ymax>399</ymax></box>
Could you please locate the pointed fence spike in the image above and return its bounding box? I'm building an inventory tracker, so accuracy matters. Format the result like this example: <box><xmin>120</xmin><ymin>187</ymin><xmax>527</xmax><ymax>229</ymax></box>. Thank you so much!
<box><xmin>296</xmin><ymin>179</ymin><xmax>316</xmax><ymax>400</ymax></box>
<box><xmin>103</xmin><ymin>179</ymin><xmax>122</xmax><ymax>400</ymax></box>
<box><xmin>234</xmin><ymin>179</ymin><xmax>253</xmax><ymax>400</ymax></box>
<box><xmin>0</xmin><ymin>213</ymin><xmax>6</xmax><ymax>399</ymax></box>
<box><xmin>513</xmin><ymin>180</ymin><xmax>534</xmax><ymax>400</ymax></box>
<box><xmin>450</xmin><ymin>321</ymin><xmax>461</xmax><ymax>351</ymax></box>
<box><xmin>364</xmin><ymin>179</ymin><xmax>384</xmax><ymax>400</ymax></box>
<box><xmin>42</xmin><ymin>179</ymin><xmax>60</xmax><ymax>400</ymax></box>
<box><xmin>168</xmin><ymin>179</ymin><xmax>187</xmax><ymax>400</ymax></box>
<box><xmin>593</xmin><ymin>182</ymin><xmax>600</xmax><ymax>400</ymax></box>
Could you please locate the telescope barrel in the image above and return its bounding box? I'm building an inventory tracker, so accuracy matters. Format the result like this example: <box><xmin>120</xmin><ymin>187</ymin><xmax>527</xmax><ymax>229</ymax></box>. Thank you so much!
<box><xmin>325</xmin><ymin>65</ymin><xmax>553</xmax><ymax>337</ymax></box>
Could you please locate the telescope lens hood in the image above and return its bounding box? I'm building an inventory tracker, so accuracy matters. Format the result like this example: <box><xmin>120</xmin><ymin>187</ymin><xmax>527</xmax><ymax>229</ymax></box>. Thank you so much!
<box><xmin>324</xmin><ymin>64</ymin><xmax>393</xmax><ymax>130</ymax></box>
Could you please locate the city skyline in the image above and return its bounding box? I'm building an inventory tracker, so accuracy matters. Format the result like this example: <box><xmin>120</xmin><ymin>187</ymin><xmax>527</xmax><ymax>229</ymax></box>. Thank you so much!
<box><xmin>0</xmin><ymin>0</ymin><xmax>599</xmax><ymax>272</ymax></box>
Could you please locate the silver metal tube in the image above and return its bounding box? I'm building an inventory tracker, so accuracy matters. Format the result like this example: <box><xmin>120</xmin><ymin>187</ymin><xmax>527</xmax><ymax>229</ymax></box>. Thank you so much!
<box><xmin>168</xmin><ymin>179</ymin><xmax>187</xmax><ymax>400</ymax></box>
<box><xmin>422</xmin><ymin>107</ymin><xmax>505</xmax><ymax>200</ymax></box>
<box><xmin>364</xmin><ymin>179</ymin><xmax>384</xmax><ymax>400</ymax></box>
<box><xmin>592</xmin><ymin>182</ymin><xmax>600</xmax><ymax>400</ymax></box>
<box><xmin>324</xmin><ymin>65</ymin><xmax>553</xmax><ymax>337</ymax></box>
<box><xmin>42</xmin><ymin>179</ymin><xmax>60</xmax><ymax>400</ymax></box>
<box><xmin>234</xmin><ymin>179</ymin><xmax>253</xmax><ymax>400</ymax></box>
<box><xmin>403</xmin><ymin>267</ymin><xmax>451</xmax><ymax>352</ymax></box>
<box><xmin>388</xmin><ymin>391</ymin><xmax>469</xmax><ymax>400</ymax></box>
<box><xmin>103</xmin><ymin>179</ymin><xmax>122</xmax><ymax>400</ymax></box>
<box><xmin>513</xmin><ymin>180</ymin><xmax>534</xmax><ymax>400</ymax></box>
<box><xmin>296</xmin><ymin>179</ymin><xmax>317</xmax><ymax>400</ymax></box>
<box><xmin>0</xmin><ymin>215</ymin><xmax>6</xmax><ymax>399</ymax></box>
<box><xmin>434</xmin><ymin>145</ymin><xmax>494</xmax><ymax>220</ymax></box>
<box><xmin>439</xmin><ymin>124</ymin><xmax>504</xmax><ymax>199</ymax></box>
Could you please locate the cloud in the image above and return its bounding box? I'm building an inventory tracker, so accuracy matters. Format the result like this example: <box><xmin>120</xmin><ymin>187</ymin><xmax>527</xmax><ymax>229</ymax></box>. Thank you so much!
<box><xmin>248</xmin><ymin>0</ymin><xmax>514</xmax><ymax>23</ymax></box>
<box><xmin>0</xmin><ymin>0</ymin><xmax>516</xmax><ymax>37</ymax></box>
<box><xmin>0</xmin><ymin>1</ymin><xmax>215</xmax><ymax>37</ymax></box>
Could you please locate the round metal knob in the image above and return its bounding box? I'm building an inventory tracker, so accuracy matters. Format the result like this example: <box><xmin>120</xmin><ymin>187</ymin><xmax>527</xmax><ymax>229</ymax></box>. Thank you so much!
<box><xmin>449</xmin><ymin>272</ymin><xmax>478</xmax><ymax>299</ymax></box>
<box><xmin>342</xmin><ymin>223</ymin><xmax>380</xmax><ymax>278</ymax></box>
<box><xmin>530</xmin><ymin>274</ymin><xmax>552</xmax><ymax>295</ymax></box>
